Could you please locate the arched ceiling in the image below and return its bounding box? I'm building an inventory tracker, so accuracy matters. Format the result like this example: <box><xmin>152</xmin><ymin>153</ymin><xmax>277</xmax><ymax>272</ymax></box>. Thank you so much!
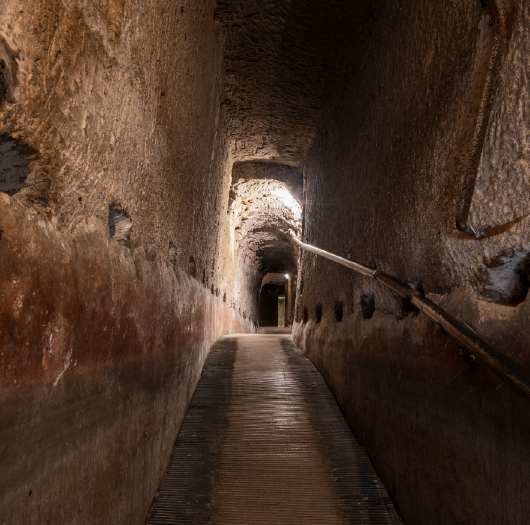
<box><xmin>229</xmin><ymin>178</ymin><xmax>301</xmax><ymax>276</ymax></box>
<box><xmin>232</xmin><ymin>161</ymin><xmax>303</xmax><ymax>203</ymax></box>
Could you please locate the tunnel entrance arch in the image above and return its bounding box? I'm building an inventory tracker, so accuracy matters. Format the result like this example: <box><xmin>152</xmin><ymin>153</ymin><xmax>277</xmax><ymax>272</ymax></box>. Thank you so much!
<box><xmin>258</xmin><ymin>273</ymin><xmax>295</xmax><ymax>328</ymax></box>
<box><xmin>259</xmin><ymin>283</ymin><xmax>283</xmax><ymax>327</ymax></box>
<box><xmin>227</xmin><ymin>163</ymin><xmax>302</xmax><ymax>327</ymax></box>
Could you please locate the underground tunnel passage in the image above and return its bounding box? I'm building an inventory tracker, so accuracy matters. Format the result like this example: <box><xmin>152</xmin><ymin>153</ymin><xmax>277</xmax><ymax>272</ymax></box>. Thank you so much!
<box><xmin>1</xmin><ymin>0</ymin><xmax>530</xmax><ymax>524</ymax></box>
<box><xmin>258</xmin><ymin>274</ymin><xmax>294</xmax><ymax>328</ymax></box>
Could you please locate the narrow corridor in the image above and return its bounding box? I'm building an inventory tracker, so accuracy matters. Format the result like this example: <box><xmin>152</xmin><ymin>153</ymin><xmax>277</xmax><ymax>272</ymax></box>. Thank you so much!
<box><xmin>147</xmin><ymin>332</ymin><xmax>403</xmax><ymax>525</ymax></box>
<box><xmin>3</xmin><ymin>2</ymin><xmax>530</xmax><ymax>522</ymax></box>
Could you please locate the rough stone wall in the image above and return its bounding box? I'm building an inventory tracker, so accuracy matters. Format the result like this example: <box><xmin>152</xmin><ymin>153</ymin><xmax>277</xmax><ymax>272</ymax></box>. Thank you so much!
<box><xmin>232</xmin><ymin>162</ymin><xmax>303</xmax><ymax>202</ymax></box>
<box><xmin>294</xmin><ymin>0</ymin><xmax>530</xmax><ymax>523</ymax></box>
<box><xmin>0</xmin><ymin>0</ymin><xmax>255</xmax><ymax>523</ymax></box>
<box><xmin>0</xmin><ymin>0</ymin><xmax>230</xmax><ymax>284</ymax></box>
<box><xmin>0</xmin><ymin>195</ymin><xmax>252</xmax><ymax>525</ymax></box>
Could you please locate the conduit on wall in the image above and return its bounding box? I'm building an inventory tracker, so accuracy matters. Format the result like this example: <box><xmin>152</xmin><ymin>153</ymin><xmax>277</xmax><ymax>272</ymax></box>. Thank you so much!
<box><xmin>456</xmin><ymin>0</ymin><xmax>505</xmax><ymax>238</ymax></box>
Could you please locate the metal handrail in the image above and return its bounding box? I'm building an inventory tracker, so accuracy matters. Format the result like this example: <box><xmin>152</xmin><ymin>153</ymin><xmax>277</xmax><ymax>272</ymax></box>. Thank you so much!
<box><xmin>291</xmin><ymin>233</ymin><xmax>530</xmax><ymax>398</ymax></box>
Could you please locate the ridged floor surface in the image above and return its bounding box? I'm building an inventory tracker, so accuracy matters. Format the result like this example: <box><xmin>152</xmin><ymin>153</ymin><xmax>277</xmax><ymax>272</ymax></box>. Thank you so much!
<box><xmin>147</xmin><ymin>333</ymin><xmax>403</xmax><ymax>525</ymax></box>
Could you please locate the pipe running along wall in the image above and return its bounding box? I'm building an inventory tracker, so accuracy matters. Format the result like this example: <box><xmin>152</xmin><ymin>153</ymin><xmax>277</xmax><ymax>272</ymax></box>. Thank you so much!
<box><xmin>291</xmin><ymin>233</ymin><xmax>530</xmax><ymax>398</ymax></box>
<box><xmin>456</xmin><ymin>0</ymin><xmax>506</xmax><ymax>238</ymax></box>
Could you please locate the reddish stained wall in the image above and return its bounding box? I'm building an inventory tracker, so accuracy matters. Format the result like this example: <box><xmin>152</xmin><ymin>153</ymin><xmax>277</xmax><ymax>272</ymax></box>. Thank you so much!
<box><xmin>0</xmin><ymin>194</ymin><xmax>253</xmax><ymax>525</ymax></box>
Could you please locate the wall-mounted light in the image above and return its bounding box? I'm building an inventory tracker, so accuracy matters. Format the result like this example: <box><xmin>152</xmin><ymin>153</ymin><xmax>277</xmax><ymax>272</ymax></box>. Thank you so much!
<box><xmin>285</xmin><ymin>274</ymin><xmax>290</xmax><ymax>280</ymax></box>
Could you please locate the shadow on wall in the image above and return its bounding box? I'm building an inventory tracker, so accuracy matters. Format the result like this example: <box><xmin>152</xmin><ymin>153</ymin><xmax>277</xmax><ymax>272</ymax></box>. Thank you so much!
<box><xmin>0</xmin><ymin>36</ymin><xmax>16</xmax><ymax>108</ymax></box>
<box><xmin>0</xmin><ymin>135</ymin><xmax>39</xmax><ymax>195</ymax></box>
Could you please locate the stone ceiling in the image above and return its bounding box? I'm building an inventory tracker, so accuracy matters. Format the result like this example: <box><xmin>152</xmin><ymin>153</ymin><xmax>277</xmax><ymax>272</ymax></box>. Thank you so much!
<box><xmin>218</xmin><ymin>0</ymin><xmax>369</xmax><ymax>279</ymax></box>
<box><xmin>216</xmin><ymin>0</ymin><xmax>368</xmax><ymax>166</ymax></box>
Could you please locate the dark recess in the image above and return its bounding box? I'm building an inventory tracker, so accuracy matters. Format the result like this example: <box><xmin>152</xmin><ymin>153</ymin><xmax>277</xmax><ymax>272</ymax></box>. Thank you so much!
<box><xmin>513</xmin><ymin>260</ymin><xmax>530</xmax><ymax>305</ymax></box>
<box><xmin>259</xmin><ymin>284</ymin><xmax>283</xmax><ymax>327</ymax></box>
<box><xmin>303</xmin><ymin>307</ymin><xmax>308</xmax><ymax>323</ymax></box>
<box><xmin>403</xmin><ymin>278</ymin><xmax>424</xmax><ymax>315</ymax></box>
<box><xmin>360</xmin><ymin>294</ymin><xmax>375</xmax><ymax>319</ymax></box>
<box><xmin>315</xmin><ymin>304</ymin><xmax>322</xmax><ymax>323</ymax></box>
<box><xmin>108</xmin><ymin>204</ymin><xmax>132</xmax><ymax>246</ymax></box>
<box><xmin>188</xmin><ymin>256</ymin><xmax>196</xmax><ymax>278</ymax></box>
<box><xmin>334</xmin><ymin>301</ymin><xmax>343</xmax><ymax>322</ymax></box>
<box><xmin>478</xmin><ymin>253</ymin><xmax>530</xmax><ymax>306</ymax></box>
<box><xmin>0</xmin><ymin>59</ymin><xmax>8</xmax><ymax>104</ymax></box>
<box><xmin>0</xmin><ymin>134</ymin><xmax>39</xmax><ymax>195</ymax></box>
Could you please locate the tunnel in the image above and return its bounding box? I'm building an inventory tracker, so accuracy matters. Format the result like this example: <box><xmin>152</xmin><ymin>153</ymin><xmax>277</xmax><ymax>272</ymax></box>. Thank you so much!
<box><xmin>1</xmin><ymin>0</ymin><xmax>530</xmax><ymax>524</ymax></box>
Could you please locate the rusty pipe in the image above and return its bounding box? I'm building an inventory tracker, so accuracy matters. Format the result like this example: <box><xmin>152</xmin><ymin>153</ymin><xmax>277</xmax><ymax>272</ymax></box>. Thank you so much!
<box><xmin>290</xmin><ymin>233</ymin><xmax>375</xmax><ymax>277</ymax></box>
<box><xmin>291</xmin><ymin>232</ymin><xmax>530</xmax><ymax>398</ymax></box>
<box><xmin>456</xmin><ymin>0</ymin><xmax>505</xmax><ymax>238</ymax></box>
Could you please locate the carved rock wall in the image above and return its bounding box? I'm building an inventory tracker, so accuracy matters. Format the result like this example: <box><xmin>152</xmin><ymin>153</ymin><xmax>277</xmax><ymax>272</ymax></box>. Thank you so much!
<box><xmin>0</xmin><ymin>194</ymin><xmax>253</xmax><ymax>525</ymax></box>
<box><xmin>0</xmin><ymin>1</ymin><xmax>256</xmax><ymax>523</ymax></box>
<box><xmin>294</xmin><ymin>0</ymin><xmax>530</xmax><ymax>524</ymax></box>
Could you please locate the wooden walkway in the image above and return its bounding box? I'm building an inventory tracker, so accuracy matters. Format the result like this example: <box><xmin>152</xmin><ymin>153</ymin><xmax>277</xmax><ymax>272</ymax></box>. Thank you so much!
<box><xmin>147</xmin><ymin>333</ymin><xmax>403</xmax><ymax>525</ymax></box>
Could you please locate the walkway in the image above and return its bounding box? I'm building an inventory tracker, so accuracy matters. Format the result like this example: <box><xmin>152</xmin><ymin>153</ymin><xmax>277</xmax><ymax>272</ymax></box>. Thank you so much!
<box><xmin>147</xmin><ymin>332</ymin><xmax>403</xmax><ymax>525</ymax></box>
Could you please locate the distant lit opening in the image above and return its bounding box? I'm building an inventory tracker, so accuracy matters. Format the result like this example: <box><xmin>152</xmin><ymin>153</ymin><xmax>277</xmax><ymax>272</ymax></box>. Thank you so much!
<box><xmin>259</xmin><ymin>283</ymin><xmax>284</xmax><ymax>327</ymax></box>
<box><xmin>270</xmin><ymin>187</ymin><xmax>301</xmax><ymax>219</ymax></box>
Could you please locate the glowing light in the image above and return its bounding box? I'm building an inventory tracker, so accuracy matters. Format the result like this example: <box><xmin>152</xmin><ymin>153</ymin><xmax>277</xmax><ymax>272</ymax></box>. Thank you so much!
<box><xmin>270</xmin><ymin>186</ymin><xmax>302</xmax><ymax>220</ymax></box>
<box><xmin>273</xmin><ymin>187</ymin><xmax>296</xmax><ymax>208</ymax></box>
<box><xmin>285</xmin><ymin>274</ymin><xmax>290</xmax><ymax>280</ymax></box>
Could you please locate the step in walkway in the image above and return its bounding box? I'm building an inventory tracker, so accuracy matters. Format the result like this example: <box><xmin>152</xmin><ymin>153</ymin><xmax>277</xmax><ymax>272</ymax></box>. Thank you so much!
<box><xmin>147</xmin><ymin>332</ymin><xmax>403</xmax><ymax>525</ymax></box>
